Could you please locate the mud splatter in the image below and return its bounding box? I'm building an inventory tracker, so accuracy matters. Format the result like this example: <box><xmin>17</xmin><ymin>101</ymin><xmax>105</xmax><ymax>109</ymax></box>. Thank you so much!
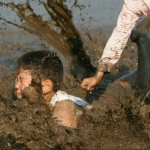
<box><xmin>0</xmin><ymin>0</ymin><xmax>96</xmax><ymax>79</ymax></box>
<box><xmin>0</xmin><ymin>1</ymin><xmax>150</xmax><ymax>150</ymax></box>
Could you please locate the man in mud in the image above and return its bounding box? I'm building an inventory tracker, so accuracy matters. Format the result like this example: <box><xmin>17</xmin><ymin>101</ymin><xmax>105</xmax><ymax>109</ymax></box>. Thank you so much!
<box><xmin>14</xmin><ymin>50</ymin><xmax>90</xmax><ymax>128</ymax></box>
<box><xmin>14</xmin><ymin>31</ymin><xmax>150</xmax><ymax>128</ymax></box>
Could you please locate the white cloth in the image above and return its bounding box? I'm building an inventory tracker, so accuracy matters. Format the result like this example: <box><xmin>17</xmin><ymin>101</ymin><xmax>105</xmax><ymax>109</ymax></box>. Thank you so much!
<box><xmin>98</xmin><ymin>0</ymin><xmax>150</xmax><ymax>72</ymax></box>
<box><xmin>50</xmin><ymin>90</ymin><xmax>90</xmax><ymax>109</ymax></box>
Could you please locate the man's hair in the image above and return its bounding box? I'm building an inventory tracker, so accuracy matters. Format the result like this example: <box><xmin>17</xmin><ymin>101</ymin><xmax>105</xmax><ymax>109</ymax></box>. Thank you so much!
<box><xmin>17</xmin><ymin>50</ymin><xmax>63</xmax><ymax>92</ymax></box>
<box><xmin>40</xmin><ymin>51</ymin><xmax>63</xmax><ymax>92</ymax></box>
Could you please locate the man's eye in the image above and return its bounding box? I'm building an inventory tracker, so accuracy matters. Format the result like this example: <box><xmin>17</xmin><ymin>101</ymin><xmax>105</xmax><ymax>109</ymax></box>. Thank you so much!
<box><xmin>20</xmin><ymin>80</ymin><xmax>25</xmax><ymax>83</ymax></box>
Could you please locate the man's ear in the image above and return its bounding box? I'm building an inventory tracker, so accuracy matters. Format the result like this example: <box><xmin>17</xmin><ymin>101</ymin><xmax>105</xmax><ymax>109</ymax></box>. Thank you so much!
<box><xmin>41</xmin><ymin>79</ymin><xmax>53</xmax><ymax>94</ymax></box>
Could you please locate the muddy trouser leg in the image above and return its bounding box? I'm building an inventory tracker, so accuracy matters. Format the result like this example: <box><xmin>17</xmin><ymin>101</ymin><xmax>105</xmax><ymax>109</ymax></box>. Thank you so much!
<box><xmin>131</xmin><ymin>30</ymin><xmax>150</xmax><ymax>95</ymax></box>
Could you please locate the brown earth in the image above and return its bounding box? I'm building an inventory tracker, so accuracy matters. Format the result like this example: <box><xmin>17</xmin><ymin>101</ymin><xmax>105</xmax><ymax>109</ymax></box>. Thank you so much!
<box><xmin>0</xmin><ymin>9</ymin><xmax>150</xmax><ymax>148</ymax></box>
<box><xmin>0</xmin><ymin>27</ymin><xmax>150</xmax><ymax>150</ymax></box>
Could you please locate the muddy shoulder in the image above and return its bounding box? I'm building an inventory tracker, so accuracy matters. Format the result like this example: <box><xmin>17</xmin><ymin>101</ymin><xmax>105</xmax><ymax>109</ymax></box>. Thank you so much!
<box><xmin>0</xmin><ymin>38</ymin><xmax>150</xmax><ymax>150</ymax></box>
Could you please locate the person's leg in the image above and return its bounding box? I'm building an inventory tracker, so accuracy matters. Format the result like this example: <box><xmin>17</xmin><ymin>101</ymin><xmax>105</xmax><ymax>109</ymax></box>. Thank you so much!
<box><xmin>131</xmin><ymin>30</ymin><xmax>150</xmax><ymax>94</ymax></box>
<box><xmin>114</xmin><ymin>69</ymin><xmax>137</xmax><ymax>88</ymax></box>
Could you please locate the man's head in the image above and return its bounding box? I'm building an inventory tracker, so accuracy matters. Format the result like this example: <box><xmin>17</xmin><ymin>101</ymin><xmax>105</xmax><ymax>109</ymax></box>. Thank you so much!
<box><xmin>15</xmin><ymin>68</ymin><xmax>32</xmax><ymax>99</ymax></box>
<box><xmin>14</xmin><ymin>50</ymin><xmax>63</xmax><ymax>101</ymax></box>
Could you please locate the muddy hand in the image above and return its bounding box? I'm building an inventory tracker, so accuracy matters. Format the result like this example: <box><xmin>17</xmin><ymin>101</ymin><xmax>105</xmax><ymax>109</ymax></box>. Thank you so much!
<box><xmin>81</xmin><ymin>77</ymin><xmax>95</xmax><ymax>93</ymax></box>
<box><xmin>80</xmin><ymin>71</ymin><xmax>104</xmax><ymax>93</ymax></box>
<box><xmin>22</xmin><ymin>86</ymin><xmax>40</xmax><ymax>104</ymax></box>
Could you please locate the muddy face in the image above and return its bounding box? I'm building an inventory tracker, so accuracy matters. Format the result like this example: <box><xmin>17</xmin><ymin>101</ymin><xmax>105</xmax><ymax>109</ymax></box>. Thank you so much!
<box><xmin>15</xmin><ymin>68</ymin><xmax>32</xmax><ymax>99</ymax></box>
<box><xmin>0</xmin><ymin>1</ymin><xmax>150</xmax><ymax>149</ymax></box>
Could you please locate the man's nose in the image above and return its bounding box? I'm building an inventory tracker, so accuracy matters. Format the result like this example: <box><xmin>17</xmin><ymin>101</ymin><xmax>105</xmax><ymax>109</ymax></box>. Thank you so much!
<box><xmin>15</xmin><ymin>82</ymin><xmax>20</xmax><ymax>90</ymax></box>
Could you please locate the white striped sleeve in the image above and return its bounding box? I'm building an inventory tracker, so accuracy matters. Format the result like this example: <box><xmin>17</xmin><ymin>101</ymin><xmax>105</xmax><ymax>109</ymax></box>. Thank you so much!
<box><xmin>98</xmin><ymin>0</ymin><xmax>144</xmax><ymax>72</ymax></box>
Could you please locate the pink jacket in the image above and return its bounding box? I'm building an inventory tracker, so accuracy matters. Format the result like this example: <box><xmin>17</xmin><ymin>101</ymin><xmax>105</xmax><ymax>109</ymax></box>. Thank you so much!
<box><xmin>98</xmin><ymin>0</ymin><xmax>150</xmax><ymax>72</ymax></box>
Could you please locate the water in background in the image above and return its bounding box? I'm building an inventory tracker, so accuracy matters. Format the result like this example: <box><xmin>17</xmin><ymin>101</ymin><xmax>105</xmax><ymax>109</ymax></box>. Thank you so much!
<box><xmin>0</xmin><ymin>0</ymin><xmax>124</xmax><ymax>31</ymax></box>
<box><xmin>0</xmin><ymin>0</ymin><xmax>124</xmax><ymax>74</ymax></box>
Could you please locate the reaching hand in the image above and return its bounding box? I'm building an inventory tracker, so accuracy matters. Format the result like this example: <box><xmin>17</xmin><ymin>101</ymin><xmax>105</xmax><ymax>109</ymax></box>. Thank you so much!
<box><xmin>80</xmin><ymin>71</ymin><xmax>104</xmax><ymax>93</ymax></box>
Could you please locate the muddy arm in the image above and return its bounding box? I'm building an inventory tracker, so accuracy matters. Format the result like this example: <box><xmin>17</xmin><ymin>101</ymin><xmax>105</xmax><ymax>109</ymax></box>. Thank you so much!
<box><xmin>52</xmin><ymin>100</ymin><xmax>77</xmax><ymax>128</ymax></box>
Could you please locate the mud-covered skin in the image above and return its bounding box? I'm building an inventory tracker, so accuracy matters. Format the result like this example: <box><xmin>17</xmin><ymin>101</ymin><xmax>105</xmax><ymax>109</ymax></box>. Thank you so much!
<box><xmin>0</xmin><ymin>1</ymin><xmax>150</xmax><ymax>149</ymax></box>
<box><xmin>0</xmin><ymin>80</ymin><xmax>150</xmax><ymax>150</ymax></box>
<box><xmin>0</xmin><ymin>34</ymin><xmax>149</xmax><ymax>150</ymax></box>
<box><xmin>22</xmin><ymin>85</ymin><xmax>42</xmax><ymax>104</ymax></box>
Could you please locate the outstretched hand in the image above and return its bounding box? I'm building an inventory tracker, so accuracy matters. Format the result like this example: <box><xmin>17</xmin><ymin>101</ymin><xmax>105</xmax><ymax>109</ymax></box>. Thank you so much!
<box><xmin>80</xmin><ymin>71</ymin><xmax>104</xmax><ymax>93</ymax></box>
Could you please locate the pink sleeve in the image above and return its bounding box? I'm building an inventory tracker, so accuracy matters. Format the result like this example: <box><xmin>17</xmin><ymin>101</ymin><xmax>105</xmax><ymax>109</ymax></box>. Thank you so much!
<box><xmin>98</xmin><ymin>2</ymin><xmax>142</xmax><ymax>72</ymax></box>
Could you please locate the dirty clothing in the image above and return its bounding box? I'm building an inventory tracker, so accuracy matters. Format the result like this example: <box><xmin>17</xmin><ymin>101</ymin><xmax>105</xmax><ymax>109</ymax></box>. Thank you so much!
<box><xmin>49</xmin><ymin>90</ymin><xmax>90</xmax><ymax>109</ymax></box>
<box><xmin>98</xmin><ymin>0</ymin><xmax>150</xmax><ymax>72</ymax></box>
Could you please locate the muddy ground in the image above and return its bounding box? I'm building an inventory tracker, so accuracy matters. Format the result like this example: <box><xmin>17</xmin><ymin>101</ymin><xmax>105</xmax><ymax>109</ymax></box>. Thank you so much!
<box><xmin>1</xmin><ymin>1</ymin><xmax>150</xmax><ymax>149</ymax></box>
<box><xmin>0</xmin><ymin>27</ymin><xmax>150</xmax><ymax>150</ymax></box>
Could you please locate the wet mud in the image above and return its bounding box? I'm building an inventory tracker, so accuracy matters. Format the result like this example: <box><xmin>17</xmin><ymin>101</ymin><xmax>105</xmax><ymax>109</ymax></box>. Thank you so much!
<box><xmin>0</xmin><ymin>1</ymin><xmax>96</xmax><ymax>80</ymax></box>
<box><xmin>0</xmin><ymin>37</ymin><xmax>150</xmax><ymax>149</ymax></box>
<box><xmin>0</xmin><ymin>1</ymin><xmax>150</xmax><ymax>150</ymax></box>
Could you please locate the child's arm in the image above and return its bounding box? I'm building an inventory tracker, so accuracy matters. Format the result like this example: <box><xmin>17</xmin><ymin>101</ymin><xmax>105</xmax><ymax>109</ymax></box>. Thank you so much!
<box><xmin>52</xmin><ymin>100</ymin><xmax>77</xmax><ymax>128</ymax></box>
<box><xmin>98</xmin><ymin>1</ymin><xmax>142</xmax><ymax>72</ymax></box>
<box><xmin>81</xmin><ymin>1</ymin><xmax>143</xmax><ymax>92</ymax></box>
